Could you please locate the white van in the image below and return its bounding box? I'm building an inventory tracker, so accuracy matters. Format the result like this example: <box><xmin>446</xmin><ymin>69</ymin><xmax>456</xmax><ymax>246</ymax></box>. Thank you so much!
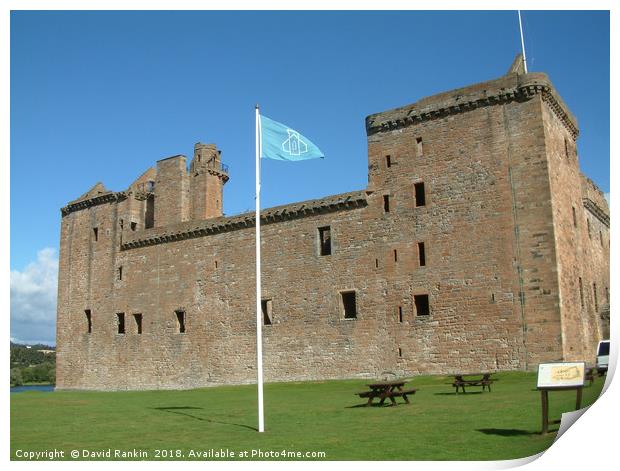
<box><xmin>596</xmin><ymin>340</ymin><xmax>610</xmax><ymax>374</ymax></box>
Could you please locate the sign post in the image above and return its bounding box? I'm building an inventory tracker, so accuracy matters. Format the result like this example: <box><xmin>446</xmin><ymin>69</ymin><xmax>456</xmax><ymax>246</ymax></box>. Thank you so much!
<box><xmin>536</xmin><ymin>362</ymin><xmax>585</xmax><ymax>434</ymax></box>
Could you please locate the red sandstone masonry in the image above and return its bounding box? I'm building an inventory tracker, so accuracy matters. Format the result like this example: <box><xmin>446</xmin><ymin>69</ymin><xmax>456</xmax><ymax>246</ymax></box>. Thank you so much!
<box><xmin>56</xmin><ymin>59</ymin><xmax>609</xmax><ymax>391</ymax></box>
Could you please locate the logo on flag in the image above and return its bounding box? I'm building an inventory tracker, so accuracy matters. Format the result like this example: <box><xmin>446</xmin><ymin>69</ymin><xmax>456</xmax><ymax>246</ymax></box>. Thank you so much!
<box><xmin>260</xmin><ymin>115</ymin><xmax>324</xmax><ymax>161</ymax></box>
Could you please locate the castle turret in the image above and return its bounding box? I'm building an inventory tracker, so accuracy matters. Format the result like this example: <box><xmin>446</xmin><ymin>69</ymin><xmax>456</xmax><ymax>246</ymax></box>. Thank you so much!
<box><xmin>189</xmin><ymin>143</ymin><xmax>229</xmax><ymax>220</ymax></box>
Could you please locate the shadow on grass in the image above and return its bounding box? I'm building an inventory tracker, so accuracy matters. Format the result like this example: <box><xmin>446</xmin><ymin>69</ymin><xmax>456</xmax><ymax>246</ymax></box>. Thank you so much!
<box><xmin>152</xmin><ymin>407</ymin><xmax>257</xmax><ymax>432</ymax></box>
<box><xmin>345</xmin><ymin>403</ymin><xmax>411</xmax><ymax>408</ymax></box>
<box><xmin>433</xmin><ymin>392</ymin><xmax>484</xmax><ymax>396</ymax></box>
<box><xmin>476</xmin><ymin>428</ymin><xmax>539</xmax><ymax>437</ymax></box>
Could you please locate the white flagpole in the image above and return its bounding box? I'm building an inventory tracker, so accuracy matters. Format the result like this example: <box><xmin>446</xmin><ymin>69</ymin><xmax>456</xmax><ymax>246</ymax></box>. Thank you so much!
<box><xmin>255</xmin><ymin>104</ymin><xmax>265</xmax><ymax>433</ymax></box>
<box><xmin>518</xmin><ymin>10</ymin><xmax>528</xmax><ymax>73</ymax></box>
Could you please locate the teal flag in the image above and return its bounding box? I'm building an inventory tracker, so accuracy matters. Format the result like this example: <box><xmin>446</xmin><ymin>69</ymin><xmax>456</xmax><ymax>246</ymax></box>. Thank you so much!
<box><xmin>260</xmin><ymin>115</ymin><xmax>325</xmax><ymax>161</ymax></box>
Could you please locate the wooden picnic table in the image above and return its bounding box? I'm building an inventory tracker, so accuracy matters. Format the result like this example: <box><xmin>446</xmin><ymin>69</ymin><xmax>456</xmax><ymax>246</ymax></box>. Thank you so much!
<box><xmin>355</xmin><ymin>380</ymin><xmax>418</xmax><ymax>406</ymax></box>
<box><xmin>451</xmin><ymin>373</ymin><xmax>495</xmax><ymax>394</ymax></box>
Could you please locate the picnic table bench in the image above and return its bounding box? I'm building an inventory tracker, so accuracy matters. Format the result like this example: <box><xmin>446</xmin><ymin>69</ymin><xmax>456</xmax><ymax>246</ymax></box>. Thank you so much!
<box><xmin>355</xmin><ymin>380</ymin><xmax>417</xmax><ymax>406</ymax></box>
<box><xmin>584</xmin><ymin>367</ymin><xmax>595</xmax><ymax>386</ymax></box>
<box><xmin>451</xmin><ymin>373</ymin><xmax>495</xmax><ymax>394</ymax></box>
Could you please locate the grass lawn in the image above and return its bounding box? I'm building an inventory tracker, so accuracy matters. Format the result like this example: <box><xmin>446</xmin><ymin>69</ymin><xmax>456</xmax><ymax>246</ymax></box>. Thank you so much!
<box><xmin>10</xmin><ymin>371</ymin><xmax>605</xmax><ymax>461</ymax></box>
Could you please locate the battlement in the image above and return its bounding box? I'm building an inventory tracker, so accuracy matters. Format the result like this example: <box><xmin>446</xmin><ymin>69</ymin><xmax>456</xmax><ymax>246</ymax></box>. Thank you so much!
<box><xmin>366</xmin><ymin>70</ymin><xmax>578</xmax><ymax>140</ymax></box>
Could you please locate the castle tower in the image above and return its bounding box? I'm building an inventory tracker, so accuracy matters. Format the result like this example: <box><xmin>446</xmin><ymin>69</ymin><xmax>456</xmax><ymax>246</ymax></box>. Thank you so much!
<box><xmin>189</xmin><ymin>143</ymin><xmax>229</xmax><ymax>220</ymax></box>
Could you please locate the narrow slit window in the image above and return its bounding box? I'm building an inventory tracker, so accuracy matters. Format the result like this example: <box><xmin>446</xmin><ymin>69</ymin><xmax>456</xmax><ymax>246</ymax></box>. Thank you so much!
<box><xmin>418</xmin><ymin>242</ymin><xmax>426</xmax><ymax>266</ymax></box>
<box><xmin>398</xmin><ymin>306</ymin><xmax>403</xmax><ymax>323</ymax></box>
<box><xmin>215</xmin><ymin>260</ymin><xmax>219</xmax><ymax>269</ymax></box>
<box><xmin>145</xmin><ymin>196</ymin><xmax>155</xmax><ymax>229</ymax></box>
<box><xmin>393</xmin><ymin>249</ymin><xmax>398</xmax><ymax>262</ymax></box>
<box><xmin>564</xmin><ymin>138</ymin><xmax>570</xmax><ymax>159</ymax></box>
<box><xmin>416</xmin><ymin>137</ymin><xmax>423</xmax><ymax>156</ymax></box>
<box><xmin>578</xmin><ymin>277</ymin><xmax>584</xmax><ymax>307</ymax></box>
<box><xmin>318</xmin><ymin>226</ymin><xmax>332</xmax><ymax>256</ymax></box>
<box><xmin>593</xmin><ymin>283</ymin><xmax>598</xmax><ymax>312</ymax></box>
<box><xmin>133</xmin><ymin>313</ymin><xmax>143</xmax><ymax>334</ymax></box>
<box><xmin>118</xmin><ymin>266</ymin><xmax>123</xmax><ymax>281</ymax></box>
<box><xmin>572</xmin><ymin>206</ymin><xmax>577</xmax><ymax>227</ymax></box>
<box><xmin>261</xmin><ymin>299</ymin><xmax>273</xmax><ymax>326</ymax></box>
<box><xmin>341</xmin><ymin>291</ymin><xmax>357</xmax><ymax>319</ymax></box>
<box><xmin>117</xmin><ymin>313</ymin><xmax>125</xmax><ymax>334</ymax></box>
<box><xmin>93</xmin><ymin>227</ymin><xmax>98</xmax><ymax>241</ymax></box>
<box><xmin>375</xmin><ymin>258</ymin><xmax>379</xmax><ymax>269</ymax></box>
<box><xmin>414</xmin><ymin>294</ymin><xmax>430</xmax><ymax>316</ymax></box>
<box><xmin>383</xmin><ymin>195</ymin><xmax>390</xmax><ymax>213</ymax></box>
<box><xmin>398</xmin><ymin>347</ymin><xmax>402</xmax><ymax>358</ymax></box>
<box><xmin>414</xmin><ymin>182</ymin><xmax>426</xmax><ymax>207</ymax></box>
<box><xmin>587</xmin><ymin>219</ymin><xmax>591</xmax><ymax>239</ymax></box>
<box><xmin>600</xmin><ymin>231</ymin><xmax>603</xmax><ymax>246</ymax></box>
<box><xmin>175</xmin><ymin>310</ymin><xmax>186</xmax><ymax>333</ymax></box>
<box><xmin>85</xmin><ymin>309</ymin><xmax>92</xmax><ymax>334</ymax></box>
<box><xmin>385</xmin><ymin>155</ymin><xmax>392</xmax><ymax>168</ymax></box>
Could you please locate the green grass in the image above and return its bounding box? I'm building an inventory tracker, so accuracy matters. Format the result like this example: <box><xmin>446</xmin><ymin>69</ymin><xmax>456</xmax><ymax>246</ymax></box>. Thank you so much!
<box><xmin>10</xmin><ymin>372</ymin><xmax>605</xmax><ymax>461</ymax></box>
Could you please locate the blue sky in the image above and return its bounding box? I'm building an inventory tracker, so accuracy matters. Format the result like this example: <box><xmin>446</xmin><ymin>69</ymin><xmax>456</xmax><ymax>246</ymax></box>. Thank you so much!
<box><xmin>9</xmin><ymin>10</ymin><xmax>610</xmax><ymax>344</ymax></box>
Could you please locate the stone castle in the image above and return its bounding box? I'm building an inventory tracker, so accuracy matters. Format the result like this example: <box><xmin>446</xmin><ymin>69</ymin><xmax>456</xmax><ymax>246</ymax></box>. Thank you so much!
<box><xmin>56</xmin><ymin>56</ymin><xmax>610</xmax><ymax>390</ymax></box>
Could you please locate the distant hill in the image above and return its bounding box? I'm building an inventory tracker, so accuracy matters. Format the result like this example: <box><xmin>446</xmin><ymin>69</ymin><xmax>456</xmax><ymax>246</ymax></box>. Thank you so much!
<box><xmin>10</xmin><ymin>343</ymin><xmax>56</xmax><ymax>386</ymax></box>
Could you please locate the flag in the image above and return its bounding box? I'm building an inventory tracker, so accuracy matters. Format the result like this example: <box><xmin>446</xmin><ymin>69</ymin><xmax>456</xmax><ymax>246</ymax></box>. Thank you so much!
<box><xmin>260</xmin><ymin>115</ymin><xmax>325</xmax><ymax>161</ymax></box>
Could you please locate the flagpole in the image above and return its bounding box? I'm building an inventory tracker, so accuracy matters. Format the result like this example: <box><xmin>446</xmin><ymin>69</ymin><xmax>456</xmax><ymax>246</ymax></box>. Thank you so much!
<box><xmin>518</xmin><ymin>10</ymin><xmax>528</xmax><ymax>73</ymax></box>
<box><xmin>255</xmin><ymin>104</ymin><xmax>265</xmax><ymax>433</ymax></box>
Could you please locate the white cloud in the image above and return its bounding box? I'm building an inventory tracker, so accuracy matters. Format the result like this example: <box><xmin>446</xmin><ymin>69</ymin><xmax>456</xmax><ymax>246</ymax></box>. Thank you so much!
<box><xmin>10</xmin><ymin>248</ymin><xmax>58</xmax><ymax>345</ymax></box>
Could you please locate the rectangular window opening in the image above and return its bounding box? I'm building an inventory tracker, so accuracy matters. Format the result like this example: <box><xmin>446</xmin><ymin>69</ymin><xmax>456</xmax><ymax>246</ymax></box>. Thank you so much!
<box><xmin>93</xmin><ymin>227</ymin><xmax>98</xmax><ymax>241</ymax></box>
<box><xmin>215</xmin><ymin>260</ymin><xmax>219</xmax><ymax>269</ymax></box>
<box><xmin>418</xmin><ymin>242</ymin><xmax>426</xmax><ymax>267</ymax></box>
<box><xmin>416</xmin><ymin>137</ymin><xmax>423</xmax><ymax>156</ymax></box>
<box><xmin>130</xmin><ymin>221</ymin><xmax>137</xmax><ymax>231</ymax></box>
<box><xmin>261</xmin><ymin>299</ymin><xmax>273</xmax><ymax>326</ymax></box>
<box><xmin>118</xmin><ymin>266</ymin><xmax>123</xmax><ymax>281</ymax></box>
<box><xmin>133</xmin><ymin>313</ymin><xmax>143</xmax><ymax>334</ymax></box>
<box><xmin>578</xmin><ymin>277</ymin><xmax>584</xmax><ymax>308</ymax></box>
<box><xmin>572</xmin><ymin>206</ymin><xmax>577</xmax><ymax>227</ymax></box>
<box><xmin>117</xmin><ymin>313</ymin><xmax>125</xmax><ymax>334</ymax></box>
<box><xmin>383</xmin><ymin>195</ymin><xmax>390</xmax><ymax>213</ymax></box>
<box><xmin>145</xmin><ymin>196</ymin><xmax>155</xmax><ymax>229</ymax></box>
<box><xmin>414</xmin><ymin>294</ymin><xmax>430</xmax><ymax>316</ymax></box>
<box><xmin>85</xmin><ymin>309</ymin><xmax>92</xmax><ymax>334</ymax></box>
<box><xmin>341</xmin><ymin>291</ymin><xmax>357</xmax><ymax>319</ymax></box>
<box><xmin>393</xmin><ymin>249</ymin><xmax>398</xmax><ymax>262</ymax></box>
<box><xmin>375</xmin><ymin>258</ymin><xmax>379</xmax><ymax>269</ymax></box>
<box><xmin>385</xmin><ymin>155</ymin><xmax>392</xmax><ymax>168</ymax></box>
<box><xmin>593</xmin><ymin>283</ymin><xmax>598</xmax><ymax>312</ymax></box>
<box><xmin>587</xmin><ymin>219</ymin><xmax>591</xmax><ymax>239</ymax></box>
<box><xmin>175</xmin><ymin>310</ymin><xmax>186</xmax><ymax>333</ymax></box>
<box><xmin>318</xmin><ymin>226</ymin><xmax>332</xmax><ymax>256</ymax></box>
<box><xmin>414</xmin><ymin>182</ymin><xmax>426</xmax><ymax>207</ymax></box>
<box><xmin>398</xmin><ymin>347</ymin><xmax>402</xmax><ymax>358</ymax></box>
<box><xmin>398</xmin><ymin>306</ymin><xmax>403</xmax><ymax>323</ymax></box>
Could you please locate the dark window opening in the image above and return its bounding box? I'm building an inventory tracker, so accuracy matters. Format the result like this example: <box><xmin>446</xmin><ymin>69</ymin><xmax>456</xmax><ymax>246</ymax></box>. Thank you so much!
<box><xmin>587</xmin><ymin>219</ymin><xmax>591</xmax><ymax>239</ymax></box>
<box><xmin>418</xmin><ymin>242</ymin><xmax>426</xmax><ymax>267</ymax></box>
<box><xmin>414</xmin><ymin>183</ymin><xmax>426</xmax><ymax>207</ymax></box>
<box><xmin>393</xmin><ymin>249</ymin><xmax>398</xmax><ymax>262</ymax></box>
<box><xmin>491</xmin><ymin>293</ymin><xmax>496</xmax><ymax>303</ymax></box>
<box><xmin>261</xmin><ymin>299</ymin><xmax>273</xmax><ymax>326</ymax></box>
<box><xmin>134</xmin><ymin>313</ymin><xmax>143</xmax><ymax>334</ymax></box>
<box><xmin>215</xmin><ymin>260</ymin><xmax>219</xmax><ymax>269</ymax></box>
<box><xmin>416</xmin><ymin>137</ymin><xmax>423</xmax><ymax>156</ymax></box>
<box><xmin>85</xmin><ymin>309</ymin><xmax>92</xmax><ymax>334</ymax></box>
<box><xmin>130</xmin><ymin>221</ymin><xmax>137</xmax><ymax>231</ymax></box>
<box><xmin>386</xmin><ymin>155</ymin><xmax>392</xmax><ymax>168</ymax></box>
<box><xmin>117</xmin><ymin>313</ymin><xmax>125</xmax><ymax>334</ymax></box>
<box><xmin>593</xmin><ymin>283</ymin><xmax>598</xmax><ymax>312</ymax></box>
<box><xmin>318</xmin><ymin>226</ymin><xmax>332</xmax><ymax>256</ymax></box>
<box><xmin>578</xmin><ymin>277</ymin><xmax>584</xmax><ymax>307</ymax></box>
<box><xmin>341</xmin><ymin>291</ymin><xmax>357</xmax><ymax>319</ymax></box>
<box><xmin>414</xmin><ymin>294</ymin><xmax>430</xmax><ymax>316</ymax></box>
<box><xmin>383</xmin><ymin>195</ymin><xmax>390</xmax><ymax>213</ymax></box>
<box><xmin>175</xmin><ymin>310</ymin><xmax>186</xmax><ymax>333</ymax></box>
<box><xmin>572</xmin><ymin>206</ymin><xmax>577</xmax><ymax>227</ymax></box>
<box><xmin>93</xmin><ymin>227</ymin><xmax>98</xmax><ymax>241</ymax></box>
<box><xmin>375</xmin><ymin>258</ymin><xmax>379</xmax><ymax>269</ymax></box>
<box><xmin>564</xmin><ymin>138</ymin><xmax>570</xmax><ymax>159</ymax></box>
<box><xmin>398</xmin><ymin>347</ymin><xmax>402</xmax><ymax>358</ymax></box>
<box><xmin>146</xmin><ymin>180</ymin><xmax>155</xmax><ymax>192</ymax></box>
<box><xmin>118</xmin><ymin>266</ymin><xmax>123</xmax><ymax>281</ymax></box>
<box><xmin>119</xmin><ymin>219</ymin><xmax>124</xmax><ymax>230</ymax></box>
<box><xmin>145</xmin><ymin>196</ymin><xmax>155</xmax><ymax>229</ymax></box>
<box><xmin>398</xmin><ymin>306</ymin><xmax>403</xmax><ymax>323</ymax></box>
